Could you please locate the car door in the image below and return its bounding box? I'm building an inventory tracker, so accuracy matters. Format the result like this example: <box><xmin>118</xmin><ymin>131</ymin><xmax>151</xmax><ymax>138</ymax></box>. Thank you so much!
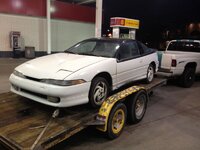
<box><xmin>116</xmin><ymin>40</ymin><xmax>144</xmax><ymax>88</ymax></box>
<box><xmin>137</xmin><ymin>41</ymin><xmax>153</xmax><ymax>76</ymax></box>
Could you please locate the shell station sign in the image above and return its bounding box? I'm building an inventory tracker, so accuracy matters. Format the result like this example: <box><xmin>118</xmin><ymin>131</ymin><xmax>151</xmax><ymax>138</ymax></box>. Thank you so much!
<box><xmin>110</xmin><ymin>17</ymin><xmax>140</xmax><ymax>29</ymax></box>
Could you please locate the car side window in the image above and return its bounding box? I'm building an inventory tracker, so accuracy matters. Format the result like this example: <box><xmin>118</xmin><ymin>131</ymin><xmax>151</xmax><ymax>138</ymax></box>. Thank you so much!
<box><xmin>118</xmin><ymin>41</ymin><xmax>140</xmax><ymax>61</ymax></box>
<box><xmin>168</xmin><ymin>42</ymin><xmax>200</xmax><ymax>52</ymax></box>
<box><xmin>131</xmin><ymin>42</ymin><xmax>140</xmax><ymax>56</ymax></box>
<box><xmin>137</xmin><ymin>42</ymin><xmax>152</xmax><ymax>55</ymax></box>
<box><xmin>195</xmin><ymin>42</ymin><xmax>200</xmax><ymax>52</ymax></box>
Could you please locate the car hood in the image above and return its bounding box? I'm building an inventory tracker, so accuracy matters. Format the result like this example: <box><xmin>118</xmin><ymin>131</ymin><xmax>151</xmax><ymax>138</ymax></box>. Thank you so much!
<box><xmin>15</xmin><ymin>53</ymin><xmax>107</xmax><ymax>79</ymax></box>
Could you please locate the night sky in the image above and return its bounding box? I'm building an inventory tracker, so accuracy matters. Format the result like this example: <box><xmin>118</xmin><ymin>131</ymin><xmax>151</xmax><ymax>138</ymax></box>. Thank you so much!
<box><xmin>102</xmin><ymin>0</ymin><xmax>200</xmax><ymax>45</ymax></box>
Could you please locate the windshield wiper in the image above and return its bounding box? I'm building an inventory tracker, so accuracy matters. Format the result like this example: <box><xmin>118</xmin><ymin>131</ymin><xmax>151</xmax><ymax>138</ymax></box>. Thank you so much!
<box><xmin>78</xmin><ymin>53</ymin><xmax>97</xmax><ymax>56</ymax></box>
<box><xmin>65</xmin><ymin>50</ymin><xmax>77</xmax><ymax>54</ymax></box>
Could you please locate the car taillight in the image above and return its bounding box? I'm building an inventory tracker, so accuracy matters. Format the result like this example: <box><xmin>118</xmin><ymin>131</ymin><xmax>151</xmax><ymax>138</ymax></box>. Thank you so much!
<box><xmin>171</xmin><ymin>59</ymin><xmax>177</xmax><ymax>67</ymax></box>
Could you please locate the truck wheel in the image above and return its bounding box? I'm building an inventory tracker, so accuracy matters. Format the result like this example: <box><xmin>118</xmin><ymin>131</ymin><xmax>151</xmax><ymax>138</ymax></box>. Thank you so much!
<box><xmin>107</xmin><ymin>103</ymin><xmax>127</xmax><ymax>139</ymax></box>
<box><xmin>179</xmin><ymin>67</ymin><xmax>195</xmax><ymax>88</ymax></box>
<box><xmin>146</xmin><ymin>64</ymin><xmax>154</xmax><ymax>83</ymax></box>
<box><xmin>127</xmin><ymin>90</ymin><xmax>148</xmax><ymax>124</ymax></box>
<box><xmin>89</xmin><ymin>77</ymin><xmax>109</xmax><ymax>108</ymax></box>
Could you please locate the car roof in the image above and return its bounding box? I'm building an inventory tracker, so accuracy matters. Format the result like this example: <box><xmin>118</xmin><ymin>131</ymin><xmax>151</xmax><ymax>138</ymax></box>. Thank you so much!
<box><xmin>83</xmin><ymin>38</ymin><xmax>136</xmax><ymax>43</ymax></box>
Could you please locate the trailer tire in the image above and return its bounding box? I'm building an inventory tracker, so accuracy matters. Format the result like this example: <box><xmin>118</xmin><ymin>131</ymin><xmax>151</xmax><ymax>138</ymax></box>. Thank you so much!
<box><xmin>107</xmin><ymin>103</ymin><xmax>127</xmax><ymax>139</ymax></box>
<box><xmin>179</xmin><ymin>67</ymin><xmax>195</xmax><ymax>88</ymax></box>
<box><xmin>127</xmin><ymin>90</ymin><xmax>148</xmax><ymax>124</ymax></box>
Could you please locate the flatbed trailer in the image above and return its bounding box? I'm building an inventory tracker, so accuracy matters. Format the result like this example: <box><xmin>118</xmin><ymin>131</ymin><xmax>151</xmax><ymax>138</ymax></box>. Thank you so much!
<box><xmin>0</xmin><ymin>77</ymin><xmax>166</xmax><ymax>150</ymax></box>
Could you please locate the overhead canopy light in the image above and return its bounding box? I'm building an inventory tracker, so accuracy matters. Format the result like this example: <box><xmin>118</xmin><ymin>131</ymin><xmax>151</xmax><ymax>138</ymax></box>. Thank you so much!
<box><xmin>57</xmin><ymin>0</ymin><xmax>96</xmax><ymax>5</ymax></box>
<box><xmin>78</xmin><ymin>0</ymin><xmax>96</xmax><ymax>5</ymax></box>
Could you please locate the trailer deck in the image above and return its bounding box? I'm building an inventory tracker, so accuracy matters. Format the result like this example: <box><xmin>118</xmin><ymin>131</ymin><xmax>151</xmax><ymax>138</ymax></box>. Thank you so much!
<box><xmin>0</xmin><ymin>77</ymin><xmax>166</xmax><ymax>150</ymax></box>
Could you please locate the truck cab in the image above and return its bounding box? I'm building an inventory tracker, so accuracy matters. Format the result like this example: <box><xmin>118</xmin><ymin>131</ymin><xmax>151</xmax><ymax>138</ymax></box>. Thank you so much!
<box><xmin>158</xmin><ymin>39</ymin><xmax>200</xmax><ymax>87</ymax></box>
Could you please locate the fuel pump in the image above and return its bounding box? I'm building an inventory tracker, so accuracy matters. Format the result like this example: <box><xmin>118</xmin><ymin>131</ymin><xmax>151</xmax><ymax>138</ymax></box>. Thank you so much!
<box><xmin>110</xmin><ymin>17</ymin><xmax>140</xmax><ymax>39</ymax></box>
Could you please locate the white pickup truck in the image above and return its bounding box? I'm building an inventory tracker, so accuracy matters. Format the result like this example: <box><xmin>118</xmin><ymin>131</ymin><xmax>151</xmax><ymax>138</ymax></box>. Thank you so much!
<box><xmin>158</xmin><ymin>39</ymin><xmax>200</xmax><ymax>87</ymax></box>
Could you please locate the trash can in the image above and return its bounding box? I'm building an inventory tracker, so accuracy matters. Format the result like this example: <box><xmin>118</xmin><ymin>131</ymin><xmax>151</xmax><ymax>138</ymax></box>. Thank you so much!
<box><xmin>25</xmin><ymin>46</ymin><xmax>35</xmax><ymax>59</ymax></box>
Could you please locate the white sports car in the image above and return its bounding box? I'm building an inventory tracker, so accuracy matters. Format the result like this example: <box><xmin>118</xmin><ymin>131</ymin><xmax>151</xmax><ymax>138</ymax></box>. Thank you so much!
<box><xmin>10</xmin><ymin>38</ymin><xmax>159</xmax><ymax>108</ymax></box>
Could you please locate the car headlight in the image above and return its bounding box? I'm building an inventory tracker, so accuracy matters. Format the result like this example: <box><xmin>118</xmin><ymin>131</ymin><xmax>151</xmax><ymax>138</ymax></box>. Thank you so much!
<box><xmin>13</xmin><ymin>70</ymin><xmax>25</xmax><ymax>78</ymax></box>
<box><xmin>40</xmin><ymin>79</ymin><xmax>86</xmax><ymax>86</ymax></box>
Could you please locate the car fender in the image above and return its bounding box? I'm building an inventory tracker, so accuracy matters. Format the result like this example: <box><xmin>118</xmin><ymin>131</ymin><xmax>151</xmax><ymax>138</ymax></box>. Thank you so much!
<box><xmin>65</xmin><ymin>58</ymin><xmax>117</xmax><ymax>83</ymax></box>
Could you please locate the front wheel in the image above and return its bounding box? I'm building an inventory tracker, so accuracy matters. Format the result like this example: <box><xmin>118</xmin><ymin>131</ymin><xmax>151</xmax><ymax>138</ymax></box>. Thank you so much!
<box><xmin>107</xmin><ymin>103</ymin><xmax>127</xmax><ymax>139</ymax></box>
<box><xmin>89</xmin><ymin>77</ymin><xmax>109</xmax><ymax>108</ymax></box>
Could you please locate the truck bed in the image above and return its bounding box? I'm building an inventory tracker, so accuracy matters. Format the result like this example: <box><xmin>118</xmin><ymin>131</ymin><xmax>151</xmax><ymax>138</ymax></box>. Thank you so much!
<box><xmin>0</xmin><ymin>77</ymin><xmax>166</xmax><ymax>150</ymax></box>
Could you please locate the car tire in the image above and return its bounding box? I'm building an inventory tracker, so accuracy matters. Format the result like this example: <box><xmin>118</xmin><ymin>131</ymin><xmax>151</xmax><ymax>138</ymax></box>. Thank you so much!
<box><xmin>107</xmin><ymin>102</ymin><xmax>127</xmax><ymax>139</ymax></box>
<box><xmin>89</xmin><ymin>77</ymin><xmax>109</xmax><ymax>108</ymax></box>
<box><xmin>146</xmin><ymin>64</ymin><xmax>154</xmax><ymax>83</ymax></box>
<box><xmin>179</xmin><ymin>67</ymin><xmax>195</xmax><ymax>88</ymax></box>
<box><xmin>127</xmin><ymin>90</ymin><xmax>148</xmax><ymax>124</ymax></box>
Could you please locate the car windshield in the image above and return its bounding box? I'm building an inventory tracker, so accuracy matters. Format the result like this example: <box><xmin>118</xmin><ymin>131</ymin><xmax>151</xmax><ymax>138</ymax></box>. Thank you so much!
<box><xmin>168</xmin><ymin>41</ymin><xmax>200</xmax><ymax>52</ymax></box>
<box><xmin>65</xmin><ymin>40</ymin><xmax>120</xmax><ymax>58</ymax></box>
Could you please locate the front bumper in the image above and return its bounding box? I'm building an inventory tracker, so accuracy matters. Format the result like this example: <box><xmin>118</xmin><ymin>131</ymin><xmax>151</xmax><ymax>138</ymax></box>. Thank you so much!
<box><xmin>9</xmin><ymin>74</ymin><xmax>91</xmax><ymax>107</ymax></box>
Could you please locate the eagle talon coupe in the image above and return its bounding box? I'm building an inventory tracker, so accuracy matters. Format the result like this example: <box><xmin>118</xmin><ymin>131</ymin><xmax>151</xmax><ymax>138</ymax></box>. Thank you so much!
<box><xmin>10</xmin><ymin>38</ymin><xmax>158</xmax><ymax>108</ymax></box>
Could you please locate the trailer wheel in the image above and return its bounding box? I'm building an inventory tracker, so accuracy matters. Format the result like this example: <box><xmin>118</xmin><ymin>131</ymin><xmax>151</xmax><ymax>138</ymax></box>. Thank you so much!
<box><xmin>127</xmin><ymin>90</ymin><xmax>148</xmax><ymax>124</ymax></box>
<box><xmin>107</xmin><ymin>103</ymin><xmax>127</xmax><ymax>139</ymax></box>
<box><xmin>179</xmin><ymin>67</ymin><xmax>195</xmax><ymax>88</ymax></box>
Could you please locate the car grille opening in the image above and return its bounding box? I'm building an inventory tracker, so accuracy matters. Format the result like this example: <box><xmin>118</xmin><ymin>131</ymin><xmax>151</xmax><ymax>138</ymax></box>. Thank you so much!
<box><xmin>12</xmin><ymin>84</ymin><xmax>61</xmax><ymax>104</ymax></box>
<box><xmin>21</xmin><ymin>88</ymin><xmax>47</xmax><ymax>99</ymax></box>
<box><xmin>20</xmin><ymin>89</ymin><xmax>60</xmax><ymax>103</ymax></box>
<box><xmin>25</xmin><ymin>76</ymin><xmax>41</xmax><ymax>82</ymax></box>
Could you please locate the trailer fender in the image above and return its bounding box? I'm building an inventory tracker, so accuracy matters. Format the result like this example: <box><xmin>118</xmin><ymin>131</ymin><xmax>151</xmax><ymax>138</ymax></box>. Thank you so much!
<box><xmin>96</xmin><ymin>86</ymin><xmax>145</xmax><ymax>132</ymax></box>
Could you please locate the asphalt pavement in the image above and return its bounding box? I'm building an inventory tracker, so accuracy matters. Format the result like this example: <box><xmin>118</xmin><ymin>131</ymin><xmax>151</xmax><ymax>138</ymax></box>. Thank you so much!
<box><xmin>0</xmin><ymin>58</ymin><xmax>200</xmax><ymax>150</ymax></box>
